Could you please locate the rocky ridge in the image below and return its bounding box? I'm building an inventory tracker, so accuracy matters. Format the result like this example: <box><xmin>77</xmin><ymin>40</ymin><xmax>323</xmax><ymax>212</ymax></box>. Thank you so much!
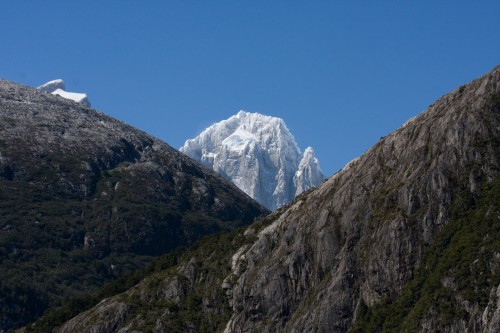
<box><xmin>180</xmin><ymin>111</ymin><xmax>325</xmax><ymax>210</ymax></box>
<box><xmin>34</xmin><ymin>66</ymin><xmax>500</xmax><ymax>332</ymax></box>
<box><xmin>0</xmin><ymin>79</ymin><xmax>267</xmax><ymax>331</ymax></box>
<box><xmin>221</xmin><ymin>66</ymin><xmax>500</xmax><ymax>332</ymax></box>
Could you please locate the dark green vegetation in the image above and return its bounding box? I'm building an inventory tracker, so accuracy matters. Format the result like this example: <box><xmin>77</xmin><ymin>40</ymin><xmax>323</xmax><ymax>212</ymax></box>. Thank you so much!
<box><xmin>351</xmin><ymin>94</ymin><xmax>500</xmax><ymax>332</ymax></box>
<box><xmin>351</xmin><ymin>176</ymin><xmax>500</xmax><ymax>332</ymax></box>
<box><xmin>0</xmin><ymin>80</ymin><xmax>267</xmax><ymax>331</ymax></box>
<box><xmin>25</xmin><ymin>247</ymin><xmax>186</xmax><ymax>333</ymax></box>
<box><xmin>28</xmin><ymin>211</ymin><xmax>280</xmax><ymax>332</ymax></box>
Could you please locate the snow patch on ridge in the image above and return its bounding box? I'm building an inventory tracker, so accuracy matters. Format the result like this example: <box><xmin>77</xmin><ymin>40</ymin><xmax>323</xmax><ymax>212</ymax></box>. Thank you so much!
<box><xmin>37</xmin><ymin>79</ymin><xmax>91</xmax><ymax>107</ymax></box>
<box><xmin>51</xmin><ymin>89</ymin><xmax>89</xmax><ymax>105</ymax></box>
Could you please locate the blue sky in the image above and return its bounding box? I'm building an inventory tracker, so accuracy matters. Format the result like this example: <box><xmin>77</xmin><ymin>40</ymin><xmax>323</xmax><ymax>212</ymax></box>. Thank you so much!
<box><xmin>2</xmin><ymin>2</ymin><xmax>499</xmax><ymax>175</ymax></box>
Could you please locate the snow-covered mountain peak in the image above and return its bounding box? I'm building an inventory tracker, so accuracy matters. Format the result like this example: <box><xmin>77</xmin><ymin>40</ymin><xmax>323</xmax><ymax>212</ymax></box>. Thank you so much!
<box><xmin>222</xmin><ymin>127</ymin><xmax>257</xmax><ymax>152</ymax></box>
<box><xmin>180</xmin><ymin>111</ymin><xmax>325</xmax><ymax>210</ymax></box>
<box><xmin>36</xmin><ymin>79</ymin><xmax>91</xmax><ymax>107</ymax></box>
<box><xmin>220</xmin><ymin>110</ymin><xmax>301</xmax><ymax>154</ymax></box>
<box><xmin>294</xmin><ymin>146</ymin><xmax>324</xmax><ymax>196</ymax></box>
<box><xmin>303</xmin><ymin>146</ymin><xmax>315</xmax><ymax>156</ymax></box>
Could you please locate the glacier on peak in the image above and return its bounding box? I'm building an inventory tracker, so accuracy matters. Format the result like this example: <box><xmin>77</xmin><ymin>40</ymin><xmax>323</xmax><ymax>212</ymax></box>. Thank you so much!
<box><xmin>37</xmin><ymin>79</ymin><xmax>91</xmax><ymax>107</ymax></box>
<box><xmin>180</xmin><ymin>110</ymin><xmax>325</xmax><ymax>210</ymax></box>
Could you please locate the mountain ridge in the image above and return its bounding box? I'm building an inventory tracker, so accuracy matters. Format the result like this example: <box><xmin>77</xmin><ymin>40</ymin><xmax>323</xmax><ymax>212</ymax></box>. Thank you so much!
<box><xmin>0</xmin><ymin>79</ymin><xmax>267</xmax><ymax>331</ymax></box>
<box><xmin>45</xmin><ymin>65</ymin><xmax>500</xmax><ymax>332</ymax></box>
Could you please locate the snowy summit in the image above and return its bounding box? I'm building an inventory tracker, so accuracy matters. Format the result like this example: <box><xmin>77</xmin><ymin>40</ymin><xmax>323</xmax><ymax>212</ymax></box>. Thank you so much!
<box><xmin>180</xmin><ymin>110</ymin><xmax>325</xmax><ymax>210</ymax></box>
<box><xmin>37</xmin><ymin>79</ymin><xmax>91</xmax><ymax>107</ymax></box>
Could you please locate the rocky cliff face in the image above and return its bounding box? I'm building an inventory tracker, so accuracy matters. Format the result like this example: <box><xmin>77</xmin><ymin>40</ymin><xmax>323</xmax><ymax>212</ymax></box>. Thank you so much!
<box><xmin>221</xmin><ymin>66</ymin><xmax>500</xmax><ymax>333</ymax></box>
<box><xmin>180</xmin><ymin>111</ymin><xmax>325</xmax><ymax>210</ymax></box>
<box><xmin>40</xmin><ymin>66</ymin><xmax>500</xmax><ymax>333</ymax></box>
<box><xmin>0</xmin><ymin>79</ymin><xmax>267</xmax><ymax>331</ymax></box>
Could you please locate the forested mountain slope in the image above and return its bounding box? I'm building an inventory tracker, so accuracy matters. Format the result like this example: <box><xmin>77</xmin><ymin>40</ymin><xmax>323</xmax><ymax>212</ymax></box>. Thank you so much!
<box><xmin>0</xmin><ymin>80</ymin><xmax>267</xmax><ymax>331</ymax></box>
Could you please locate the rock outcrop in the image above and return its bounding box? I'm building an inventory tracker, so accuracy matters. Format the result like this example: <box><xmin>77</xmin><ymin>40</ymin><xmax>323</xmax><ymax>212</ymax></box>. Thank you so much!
<box><xmin>180</xmin><ymin>111</ymin><xmax>325</xmax><ymax>210</ymax></box>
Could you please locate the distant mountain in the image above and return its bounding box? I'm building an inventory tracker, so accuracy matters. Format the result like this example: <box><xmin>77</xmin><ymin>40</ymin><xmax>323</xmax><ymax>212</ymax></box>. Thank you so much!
<box><xmin>37</xmin><ymin>79</ymin><xmax>91</xmax><ymax>107</ymax></box>
<box><xmin>0</xmin><ymin>79</ymin><xmax>267</xmax><ymax>331</ymax></box>
<box><xmin>50</xmin><ymin>66</ymin><xmax>500</xmax><ymax>333</ymax></box>
<box><xmin>180</xmin><ymin>111</ymin><xmax>325</xmax><ymax>210</ymax></box>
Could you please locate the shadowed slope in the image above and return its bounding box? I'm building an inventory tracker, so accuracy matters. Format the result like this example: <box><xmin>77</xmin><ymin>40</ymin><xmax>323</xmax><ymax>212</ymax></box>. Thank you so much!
<box><xmin>0</xmin><ymin>80</ymin><xmax>268</xmax><ymax>331</ymax></box>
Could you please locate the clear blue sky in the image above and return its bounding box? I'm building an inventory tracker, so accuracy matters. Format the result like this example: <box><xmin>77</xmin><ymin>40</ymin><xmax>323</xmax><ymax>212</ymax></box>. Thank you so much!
<box><xmin>2</xmin><ymin>2</ymin><xmax>499</xmax><ymax>175</ymax></box>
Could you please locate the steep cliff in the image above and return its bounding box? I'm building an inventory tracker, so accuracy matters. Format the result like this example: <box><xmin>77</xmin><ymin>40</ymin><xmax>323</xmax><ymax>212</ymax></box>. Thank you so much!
<box><xmin>42</xmin><ymin>66</ymin><xmax>500</xmax><ymax>333</ymax></box>
<box><xmin>0</xmin><ymin>79</ymin><xmax>267</xmax><ymax>331</ymax></box>
<box><xmin>221</xmin><ymin>66</ymin><xmax>500</xmax><ymax>332</ymax></box>
<box><xmin>180</xmin><ymin>111</ymin><xmax>325</xmax><ymax>210</ymax></box>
